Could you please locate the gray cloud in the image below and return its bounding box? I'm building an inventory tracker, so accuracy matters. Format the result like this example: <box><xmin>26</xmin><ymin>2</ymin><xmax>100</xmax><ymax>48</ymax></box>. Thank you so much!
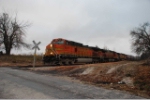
<box><xmin>1</xmin><ymin>0</ymin><xmax>150</xmax><ymax>55</ymax></box>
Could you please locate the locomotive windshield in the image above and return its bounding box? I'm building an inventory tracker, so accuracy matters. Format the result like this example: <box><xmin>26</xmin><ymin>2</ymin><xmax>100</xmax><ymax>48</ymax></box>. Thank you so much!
<box><xmin>52</xmin><ymin>39</ymin><xmax>64</xmax><ymax>44</ymax></box>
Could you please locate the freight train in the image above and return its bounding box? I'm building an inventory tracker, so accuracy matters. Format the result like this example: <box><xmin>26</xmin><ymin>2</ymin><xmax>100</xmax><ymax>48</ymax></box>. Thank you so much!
<box><xmin>43</xmin><ymin>38</ymin><xmax>132</xmax><ymax>65</ymax></box>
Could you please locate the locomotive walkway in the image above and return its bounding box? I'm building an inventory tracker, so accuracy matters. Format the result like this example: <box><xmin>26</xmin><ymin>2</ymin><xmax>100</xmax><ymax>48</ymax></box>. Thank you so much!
<box><xmin>0</xmin><ymin>67</ymin><xmax>144</xmax><ymax>99</ymax></box>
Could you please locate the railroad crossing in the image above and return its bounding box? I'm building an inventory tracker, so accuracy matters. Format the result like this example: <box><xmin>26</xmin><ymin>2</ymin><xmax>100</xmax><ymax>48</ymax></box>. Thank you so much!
<box><xmin>32</xmin><ymin>40</ymin><xmax>41</xmax><ymax>68</ymax></box>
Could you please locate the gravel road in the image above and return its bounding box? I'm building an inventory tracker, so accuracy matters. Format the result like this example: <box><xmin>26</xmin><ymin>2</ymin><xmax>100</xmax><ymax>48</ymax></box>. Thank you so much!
<box><xmin>0</xmin><ymin>67</ymin><xmax>144</xmax><ymax>99</ymax></box>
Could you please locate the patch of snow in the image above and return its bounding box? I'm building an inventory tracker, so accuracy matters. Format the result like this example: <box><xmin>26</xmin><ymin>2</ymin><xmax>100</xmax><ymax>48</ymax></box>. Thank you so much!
<box><xmin>106</xmin><ymin>63</ymin><xmax>131</xmax><ymax>74</ymax></box>
<box><xmin>121</xmin><ymin>77</ymin><xmax>134</xmax><ymax>87</ymax></box>
<box><xmin>81</xmin><ymin>67</ymin><xmax>94</xmax><ymax>75</ymax></box>
<box><xmin>106</xmin><ymin>66</ymin><xmax>120</xmax><ymax>74</ymax></box>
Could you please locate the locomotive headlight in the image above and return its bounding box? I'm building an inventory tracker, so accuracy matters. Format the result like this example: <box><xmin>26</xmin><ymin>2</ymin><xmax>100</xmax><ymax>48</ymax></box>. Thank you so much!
<box><xmin>50</xmin><ymin>44</ymin><xmax>53</xmax><ymax>48</ymax></box>
<box><xmin>50</xmin><ymin>52</ymin><xmax>53</xmax><ymax>55</ymax></box>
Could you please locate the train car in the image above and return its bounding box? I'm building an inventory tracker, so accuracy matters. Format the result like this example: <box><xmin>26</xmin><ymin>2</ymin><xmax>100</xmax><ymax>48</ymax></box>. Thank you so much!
<box><xmin>89</xmin><ymin>46</ymin><xmax>105</xmax><ymax>63</ymax></box>
<box><xmin>43</xmin><ymin>38</ymin><xmax>130</xmax><ymax>65</ymax></box>
<box><xmin>127</xmin><ymin>55</ymin><xmax>136</xmax><ymax>61</ymax></box>
<box><xmin>101</xmin><ymin>50</ymin><xmax>120</xmax><ymax>62</ymax></box>
<box><xmin>118</xmin><ymin>53</ymin><xmax>128</xmax><ymax>60</ymax></box>
<box><xmin>113</xmin><ymin>52</ymin><xmax>120</xmax><ymax>61</ymax></box>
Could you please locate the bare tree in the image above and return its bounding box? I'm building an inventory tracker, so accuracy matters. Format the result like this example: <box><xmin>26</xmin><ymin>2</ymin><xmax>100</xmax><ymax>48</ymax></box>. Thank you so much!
<box><xmin>130</xmin><ymin>22</ymin><xmax>150</xmax><ymax>55</ymax></box>
<box><xmin>0</xmin><ymin>13</ymin><xmax>31</xmax><ymax>55</ymax></box>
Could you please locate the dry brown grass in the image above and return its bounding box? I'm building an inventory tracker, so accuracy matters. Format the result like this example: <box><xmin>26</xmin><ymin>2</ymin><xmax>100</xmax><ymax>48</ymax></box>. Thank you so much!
<box><xmin>0</xmin><ymin>55</ymin><xmax>43</xmax><ymax>67</ymax></box>
<box><xmin>134</xmin><ymin>65</ymin><xmax>150</xmax><ymax>96</ymax></box>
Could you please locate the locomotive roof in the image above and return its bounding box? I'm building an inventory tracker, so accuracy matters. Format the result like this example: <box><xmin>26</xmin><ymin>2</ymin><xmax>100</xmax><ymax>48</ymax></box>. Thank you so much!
<box><xmin>58</xmin><ymin>38</ymin><xmax>83</xmax><ymax>47</ymax></box>
<box><xmin>67</xmin><ymin>40</ymin><xmax>83</xmax><ymax>47</ymax></box>
<box><xmin>54</xmin><ymin>38</ymin><xmax>129</xmax><ymax>56</ymax></box>
<box><xmin>89</xmin><ymin>46</ymin><xmax>106</xmax><ymax>52</ymax></box>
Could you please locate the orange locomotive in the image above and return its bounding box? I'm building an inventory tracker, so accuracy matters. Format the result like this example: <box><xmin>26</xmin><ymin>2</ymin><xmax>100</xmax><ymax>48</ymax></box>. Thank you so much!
<box><xmin>43</xmin><ymin>38</ymin><xmax>93</xmax><ymax>65</ymax></box>
<box><xmin>43</xmin><ymin>38</ymin><xmax>128</xmax><ymax>65</ymax></box>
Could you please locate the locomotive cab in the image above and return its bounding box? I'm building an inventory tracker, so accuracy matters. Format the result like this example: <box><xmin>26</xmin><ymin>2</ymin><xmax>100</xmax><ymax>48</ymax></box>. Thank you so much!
<box><xmin>45</xmin><ymin>38</ymin><xmax>65</xmax><ymax>56</ymax></box>
<box><xmin>51</xmin><ymin>39</ymin><xmax>65</xmax><ymax>45</ymax></box>
<box><xmin>43</xmin><ymin>38</ymin><xmax>66</xmax><ymax>64</ymax></box>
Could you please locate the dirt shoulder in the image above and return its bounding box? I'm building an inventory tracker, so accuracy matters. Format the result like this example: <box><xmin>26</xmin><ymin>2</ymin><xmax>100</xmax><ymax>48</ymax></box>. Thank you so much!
<box><xmin>28</xmin><ymin>61</ymin><xmax>150</xmax><ymax>98</ymax></box>
<box><xmin>0</xmin><ymin>56</ymin><xmax>150</xmax><ymax>98</ymax></box>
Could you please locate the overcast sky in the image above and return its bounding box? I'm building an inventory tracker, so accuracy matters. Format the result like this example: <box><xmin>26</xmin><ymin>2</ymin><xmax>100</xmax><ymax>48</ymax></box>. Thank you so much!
<box><xmin>1</xmin><ymin>0</ymin><xmax>150</xmax><ymax>55</ymax></box>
